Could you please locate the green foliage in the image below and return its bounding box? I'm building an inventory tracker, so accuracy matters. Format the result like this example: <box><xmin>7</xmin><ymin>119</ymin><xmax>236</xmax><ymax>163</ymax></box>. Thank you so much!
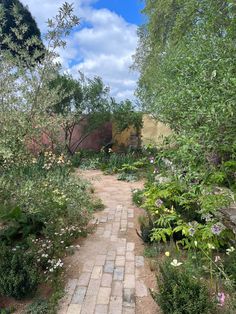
<box><xmin>79</xmin><ymin>157</ymin><xmax>101</xmax><ymax>170</ymax></box>
<box><xmin>224</xmin><ymin>250</ymin><xmax>236</xmax><ymax>286</ymax></box>
<box><xmin>102</xmin><ymin>152</ymin><xmax>138</xmax><ymax>171</ymax></box>
<box><xmin>0</xmin><ymin>243</ymin><xmax>39</xmax><ymax>299</ymax></box>
<box><xmin>92</xmin><ymin>198</ymin><xmax>105</xmax><ymax>211</ymax></box>
<box><xmin>48</xmin><ymin>75</ymin><xmax>142</xmax><ymax>155</ymax></box>
<box><xmin>117</xmin><ymin>172</ymin><xmax>138</xmax><ymax>182</ymax></box>
<box><xmin>132</xmin><ymin>188</ymin><xmax>144</xmax><ymax>206</ymax></box>
<box><xmin>58</xmin><ymin>75</ymin><xmax>112</xmax><ymax>155</ymax></box>
<box><xmin>135</xmin><ymin>0</ymin><xmax>236</xmax><ymax>162</ymax></box>
<box><xmin>155</xmin><ymin>259</ymin><xmax>216</xmax><ymax>314</ymax></box>
<box><xmin>119</xmin><ymin>163</ymin><xmax>138</xmax><ymax>173</ymax></box>
<box><xmin>0</xmin><ymin>206</ymin><xmax>44</xmax><ymax>243</ymax></box>
<box><xmin>70</xmin><ymin>151</ymin><xmax>82</xmax><ymax>167</ymax></box>
<box><xmin>143</xmin><ymin>244</ymin><xmax>160</xmax><ymax>258</ymax></box>
<box><xmin>139</xmin><ymin>177</ymin><xmax>235</xmax><ymax>250</ymax></box>
<box><xmin>0</xmin><ymin>2</ymin><xmax>100</xmax><ymax>308</ymax></box>
<box><xmin>25</xmin><ymin>280</ymin><xmax>63</xmax><ymax>314</ymax></box>
<box><xmin>112</xmin><ymin>99</ymin><xmax>143</xmax><ymax>133</ymax></box>
<box><xmin>25</xmin><ymin>299</ymin><xmax>49</xmax><ymax>314</ymax></box>
<box><xmin>0</xmin><ymin>0</ymin><xmax>44</xmax><ymax>61</ymax></box>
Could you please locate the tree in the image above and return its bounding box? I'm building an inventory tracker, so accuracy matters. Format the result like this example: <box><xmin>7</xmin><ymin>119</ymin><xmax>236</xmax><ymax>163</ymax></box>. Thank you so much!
<box><xmin>49</xmin><ymin>74</ymin><xmax>142</xmax><ymax>155</ymax></box>
<box><xmin>134</xmin><ymin>0</ymin><xmax>236</xmax><ymax>162</ymax></box>
<box><xmin>0</xmin><ymin>0</ymin><xmax>44</xmax><ymax>62</ymax></box>
<box><xmin>0</xmin><ymin>3</ymin><xmax>80</xmax><ymax>161</ymax></box>
<box><xmin>49</xmin><ymin>74</ymin><xmax>111</xmax><ymax>154</ymax></box>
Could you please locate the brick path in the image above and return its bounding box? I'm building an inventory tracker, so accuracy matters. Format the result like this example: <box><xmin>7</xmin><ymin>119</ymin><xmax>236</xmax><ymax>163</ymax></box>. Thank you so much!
<box><xmin>59</xmin><ymin>170</ymin><xmax>157</xmax><ymax>314</ymax></box>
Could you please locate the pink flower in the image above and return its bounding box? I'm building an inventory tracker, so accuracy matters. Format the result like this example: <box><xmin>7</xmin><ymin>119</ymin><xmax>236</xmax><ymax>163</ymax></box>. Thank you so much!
<box><xmin>217</xmin><ymin>292</ymin><xmax>225</xmax><ymax>307</ymax></box>
<box><xmin>214</xmin><ymin>255</ymin><xmax>221</xmax><ymax>263</ymax></box>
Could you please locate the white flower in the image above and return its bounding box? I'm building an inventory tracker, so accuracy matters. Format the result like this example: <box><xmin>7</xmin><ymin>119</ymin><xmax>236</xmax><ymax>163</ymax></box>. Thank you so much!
<box><xmin>226</xmin><ymin>246</ymin><xmax>235</xmax><ymax>255</ymax></box>
<box><xmin>170</xmin><ymin>259</ymin><xmax>183</xmax><ymax>267</ymax></box>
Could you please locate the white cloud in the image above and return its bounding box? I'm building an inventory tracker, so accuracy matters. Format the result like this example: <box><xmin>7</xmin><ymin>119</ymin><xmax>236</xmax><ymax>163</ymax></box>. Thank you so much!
<box><xmin>21</xmin><ymin>0</ymin><xmax>138</xmax><ymax>101</ymax></box>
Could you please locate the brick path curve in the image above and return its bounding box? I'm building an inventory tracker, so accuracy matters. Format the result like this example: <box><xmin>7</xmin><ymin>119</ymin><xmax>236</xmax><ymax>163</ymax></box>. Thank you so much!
<box><xmin>59</xmin><ymin>170</ymin><xmax>158</xmax><ymax>314</ymax></box>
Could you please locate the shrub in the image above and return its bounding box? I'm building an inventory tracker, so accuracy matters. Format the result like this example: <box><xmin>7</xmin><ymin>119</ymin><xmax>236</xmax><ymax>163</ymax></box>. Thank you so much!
<box><xmin>154</xmin><ymin>260</ymin><xmax>216</xmax><ymax>314</ymax></box>
<box><xmin>0</xmin><ymin>244</ymin><xmax>39</xmax><ymax>299</ymax></box>
<box><xmin>132</xmin><ymin>188</ymin><xmax>144</xmax><ymax>206</ymax></box>
<box><xmin>70</xmin><ymin>152</ymin><xmax>82</xmax><ymax>167</ymax></box>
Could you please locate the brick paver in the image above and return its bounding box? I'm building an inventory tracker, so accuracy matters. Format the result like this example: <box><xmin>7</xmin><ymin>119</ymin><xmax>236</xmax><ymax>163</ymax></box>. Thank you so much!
<box><xmin>58</xmin><ymin>170</ymin><xmax>149</xmax><ymax>314</ymax></box>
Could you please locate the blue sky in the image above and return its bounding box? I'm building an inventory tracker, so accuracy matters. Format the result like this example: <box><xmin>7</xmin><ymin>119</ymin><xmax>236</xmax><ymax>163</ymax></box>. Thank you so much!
<box><xmin>93</xmin><ymin>0</ymin><xmax>144</xmax><ymax>25</ymax></box>
<box><xmin>21</xmin><ymin>0</ymin><xmax>144</xmax><ymax>101</ymax></box>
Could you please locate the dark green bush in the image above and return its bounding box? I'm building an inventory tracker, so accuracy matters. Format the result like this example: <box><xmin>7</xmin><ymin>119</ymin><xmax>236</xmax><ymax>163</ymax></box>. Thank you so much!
<box><xmin>0</xmin><ymin>244</ymin><xmax>39</xmax><ymax>299</ymax></box>
<box><xmin>155</xmin><ymin>260</ymin><xmax>216</xmax><ymax>314</ymax></box>
<box><xmin>0</xmin><ymin>206</ymin><xmax>44</xmax><ymax>244</ymax></box>
<box><xmin>138</xmin><ymin>215</ymin><xmax>153</xmax><ymax>243</ymax></box>
<box><xmin>70</xmin><ymin>152</ymin><xmax>82</xmax><ymax>167</ymax></box>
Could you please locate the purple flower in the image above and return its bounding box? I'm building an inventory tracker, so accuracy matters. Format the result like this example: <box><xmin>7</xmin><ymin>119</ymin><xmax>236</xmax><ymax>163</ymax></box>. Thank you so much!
<box><xmin>155</xmin><ymin>199</ymin><xmax>163</xmax><ymax>208</ymax></box>
<box><xmin>211</xmin><ymin>223</ymin><xmax>224</xmax><ymax>235</ymax></box>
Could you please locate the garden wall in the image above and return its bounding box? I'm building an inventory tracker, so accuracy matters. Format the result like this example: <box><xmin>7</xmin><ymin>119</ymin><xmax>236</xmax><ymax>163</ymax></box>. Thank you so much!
<box><xmin>112</xmin><ymin>114</ymin><xmax>172</xmax><ymax>151</ymax></box>
<box><xmin>112</xmin><ymin>125</ymin><xmax>140</xmax><ymax>152</ymax></box>
<box><xmin>29</xmin><ymin>120</ymin><xmax>112</xmax><ymax>154</ymax></box>
<box><xmin>29</xmin><ymin>114</ymin><xmax>171</xmax><ymax>154</ymax></box>
<box><xmin>69</xmin><ymin>121</ymin><xmax>112</xmax><ymax>152</ymax></box>
<box><xmin>141</xmin><ymin>114</ymin><xmax>172</xmax><ymax>146</ymax></box>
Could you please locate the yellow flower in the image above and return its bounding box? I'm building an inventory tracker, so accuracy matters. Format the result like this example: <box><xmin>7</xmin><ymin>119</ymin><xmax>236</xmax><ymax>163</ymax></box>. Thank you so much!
<box><xmin>165</xmin><ymin>251</ymin><xmax>170</xmax><ymax>257</ymax></box>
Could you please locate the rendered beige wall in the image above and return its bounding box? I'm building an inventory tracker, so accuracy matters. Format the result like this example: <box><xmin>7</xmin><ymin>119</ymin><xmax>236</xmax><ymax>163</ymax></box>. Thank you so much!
<box><xmin>141</xmin><ymin>114</ymin><xmax>172</xmax><ymax>145</ymax></box>
<box><xmin>112</xmin><ymin>125</ymin><xmax>137</xmax><ymax>151</ymax></box>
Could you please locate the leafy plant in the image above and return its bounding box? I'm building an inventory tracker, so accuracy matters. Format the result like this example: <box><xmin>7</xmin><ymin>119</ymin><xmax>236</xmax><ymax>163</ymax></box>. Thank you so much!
<box><xmin>0</xmin><ymin>244</ymin><xmax>39</xmax><ymax>299</ymax></box>
<box><xmin>25</xmin><ymin>299</ymin><xmax>49</xmax><ymax>314</ymax></box>
<box><xmin>132</xmin><ymin>188</ymin><xmax>144</xmax><ymax>206</ymax></box>
<box><xmin>154</xmin><ymin>259</ymin><xmax>216</xmax><ymax>314</ymax></box>
<box><xmin>117</xmin><ymin>172</ymin><xmax>138</xmax><ymax>182</ymax></box>
<box><xmin>0</xmin><ymin>206</ymin><xmax>45</xmax><ymax>243</ymax></box>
